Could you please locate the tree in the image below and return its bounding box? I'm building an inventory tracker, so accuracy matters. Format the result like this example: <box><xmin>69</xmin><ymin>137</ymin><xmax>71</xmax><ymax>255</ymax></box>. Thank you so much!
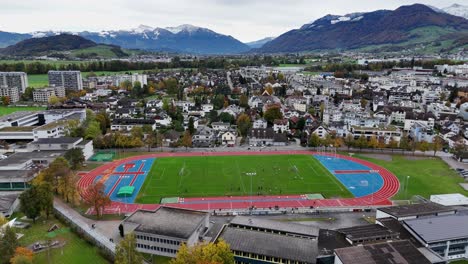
<box><xmin>19</xmin><ymin>186</ymin><xmax>42</xmax><ymax>223</ymax></box>
<box><xmin>239</xmin><ymin>94</ymin><xmax>248</xmax><ymax>108</ymax></box>
<box><xmin>64</xmin><ymin>148</ymin><xmax>85</xmax><ymax>170</ymax></box>
<box><xmin>115</xmin><ymin>233</ymin><xmax>143</xmax><ymax>264</ymax></box>
<box><xmin>181</xmin><ymin>131</ymin><xmax>192</xmax><ymax>150</ymax></box>
<box><xmin>309</xmin><ymin>133</ymin><xmax>321</xmax><ymax>147</ymax></box>
<box><xmin>95</xmin><ymin>111</ymin><xmax>111</xmax><ymax>134</ymax></box>
<box><xmin>85</xmin><ymin>182</ymin><xmax>111</xmax><ymax>219</ymax></box>
<box><xmin>37</xmin><ymin>183</ymin><xmax>53</xmax><ymax>218</ymax></box>
<box><xmin>219</xmin><ymin>112</ymin><xmax>235</xmax><ymax>124</ymax></box>
<box><xmin>0</xmin><ymin>96</ymin><xmax>10</xmax><ymax>106</ymax></box>
<box><xmin>432</xmin><ymin>136</ymin><xmax>444</xmax><ymax>156</ymax></box>
<box><xmin>120</xmin><ymin>80</ymin><xmax>132</xmax><ymax>91</ymax></box>
<box><xmin>360</xmin><ymin>98</ymin><xmax>368</xmax><ymax>109</ymax></box>
<box><xmin>356</xmin><ymin>135</ymin><xmax>368</xmax><ymax>150</ymax></box>
<box><xmin>263</xmin><ymin>106</ymin><xmax>283</xmax><ymax>124</ymax></box>
<box><xmin>399</xmin><ymin>134</ymin><xmax>410</xmax><ymax>150</ymax></box>
<box><xmin>344</xmin><ymin>134</ymin><xmax>354</xmax><ymax>150</ymax></box>
<box><xmin>319</xmin><ymin>102</ymin><xmax>325</xmax><ymax>121</ymax></box>
<box><xmin>170</xmin><ymin>240</ymin><xmax>234</xmax><ymax>264</ymax></box>
<box><xmin>48</xmin><ymin>95</ymin><xmax>60</xmax><ymax>105</ymax></box>
<box><xmin>236</xmin><ymin>114</ymin><xmax>251</xmax><ymax>138</ymax></box>
<box><xmin>213</xmin><ymin>94</ymin><xmax>225</xmax><ymax>110</ymax></box>
<box><xmin>188</xmin><ymin>117</ymin><xmax>196</xmax><ymax>135</ymax></box>
<box><xmin>10</xmin><ymin>247</ymin><xmax>34</xmax><ymax>264</ymax></box>
<box><xmin>0</xmin><ymin>226</ymin><xmax>18</xmax><ymax>264</ymax></box>
<box><xmin>21</xmin><ymin>87</ymin><xmax>35</xmax><ymax>101</ymax></box>
<box><xmin>368</xmin><ymin>136</ymin><xmax>379</xmax><ymax>149</ymax></box>
<box><xmin>418</xmin><ymin>141</ymin><xmax>430</xmax><ymax>154</ymax></box>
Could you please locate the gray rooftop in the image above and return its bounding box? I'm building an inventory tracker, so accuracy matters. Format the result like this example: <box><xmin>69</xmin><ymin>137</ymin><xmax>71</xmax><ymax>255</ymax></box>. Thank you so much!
<box><xmin>0</xmin><ymin>170</ymin><xmax>33</xmax><ymax>182</ymax></box>
<box><xmin>378</xmin><ymin>202</ymin><xmax>454</xmax><ymax>218</ymax></box>
<box><xmin>0</xmin><ymin>192</ymin><xmax>20</xmax><ymax>211</ymax></box>
<box><xmin>403</xmin><ymin>214</ymin><xmax>468</xmax><ymax>243</ymax></box>
<box><xmin>334</xmin><ymin>240</ymin><xmax>431</xmax><ymax>264</ymax></box>
<box><xmin>33</xmin><ymin>137</ymin><xmax>82</xmax><ymax>145</ymax></box>
<box><xmin>0</xmin><ymin>151</ymin><xmax>65</xmax><ymax>168</ymax></box>
<box><xmin>230</xmin><ymin>216</ymin><xmax>318</xmax><ymax>237</ymax></box>
<box><xmin>219</xmin><ymin>226</ymin><xmax>317</xmax><ymax>263</ymax></box>
<box><xmin>125</xmin><ymin>207</ymin><xmax>208</xmax><ymax>239</ymax></box>
<box><xmin>0</xmin><ymin>111</ymin><xmax>38</xmax><ymax>122</ymax></box>
<box><xmin>337</xmin><ymin>224</ymin><xmax>398</xmax><ymax>242</ymax></box>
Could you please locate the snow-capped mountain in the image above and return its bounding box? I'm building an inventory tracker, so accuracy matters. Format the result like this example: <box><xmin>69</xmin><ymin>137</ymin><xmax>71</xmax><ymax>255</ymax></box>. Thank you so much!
<box><xmin>0</xmin><ymin>24</ymin><xmax>250</xmax><ymax>54</ymax></box>
<box><xmin>443</xmin><ymin>4</ymin><xmax>468</xmax><ymax>19</ymax></box>
<box><xmin>260</xmin><ymin>4</ymin><xmax>468</xmax><ymax>53</ymax></box>
<box><xmin>246</xmin><ymin>37</ymin><xmax>275</xmax><ymax>48</ymax></box>
<box><xmin>300</xmin><ymin>12</ymin><xmax>365</xmax><ymax>30</ymax></box>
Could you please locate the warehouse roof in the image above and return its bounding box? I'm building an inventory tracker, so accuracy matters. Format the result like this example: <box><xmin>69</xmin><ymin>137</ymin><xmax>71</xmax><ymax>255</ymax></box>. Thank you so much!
<box><xmin>377</xmin><ymin>202</ymin><xmax>455</xmax><ymax>218</ymax></box>
<box><xmin>334</xmin><ymin>240</ymin><xmax>431</xmax><ymax>264</ymax></box>
<box><xmin>403</xmin><ymin>214</ymin><xmax>468</xmax><ymax>243</ymax></box>
<box><xmin>230</xmin><ymin>216</ymin><xmax>319</xmax><ymax>237</ymax></box>
<box><xmin>337</xmin><ymin>224</ymin><xmax>398</xmax><ymax>243</ymax></box>
<box><xmin>219</xmin><ymin>226</ymin><xmax>317</xmax><ymax>263</ymax></box>
<box><xmin>124</xmin><ymin>207</ymin><xmax>208</xmax><ymax>239</ymax></box>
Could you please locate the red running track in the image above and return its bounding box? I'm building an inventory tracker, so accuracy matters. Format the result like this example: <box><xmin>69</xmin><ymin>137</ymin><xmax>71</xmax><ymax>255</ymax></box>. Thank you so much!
<box><xmin>78</xmin><ymin>151</ymin><xmax>400</xmax><ymax>215</ymax></box>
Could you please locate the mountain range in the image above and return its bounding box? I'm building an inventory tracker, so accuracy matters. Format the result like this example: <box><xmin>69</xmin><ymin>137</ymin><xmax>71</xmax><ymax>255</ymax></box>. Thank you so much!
<box><xmin>259</xmin><ymin>4</ymin><xmax>468</xmax><ymax>53</ymax></box>
<box><xmin>0</xmin><ymin>34</ymin><xmax>128</xmax><ymax>58</ymax></box>
<box><xmin>0</xmin><ymin>3</ymin><xmax>466</xmax><ymax>55</ymax></box>
<box><xmin>0</xmin><ymin>24</ymin><xmax>250</xmax><ymax>55</ymax></box>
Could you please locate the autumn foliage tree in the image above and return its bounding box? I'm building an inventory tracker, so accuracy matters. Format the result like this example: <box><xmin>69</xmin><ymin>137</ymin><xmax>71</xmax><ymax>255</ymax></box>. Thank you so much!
<box><xmin>170</xmin><ymin>240</ymin><xmax>235</xmax><ymax>264</ymax></box>
<box><xmin>10</xmin><ymin>247</ymin><xmax>34</xmax><ymax>264</ymax></box>
<box><xmin>86</xmin><ymin>182</ymin><xmax>111</xmax><ymax>219</ymax></box>
<box><xmin>115</xmin><ymin>233</ymin><xmax>143</xmax><ymax>264</ymax></box>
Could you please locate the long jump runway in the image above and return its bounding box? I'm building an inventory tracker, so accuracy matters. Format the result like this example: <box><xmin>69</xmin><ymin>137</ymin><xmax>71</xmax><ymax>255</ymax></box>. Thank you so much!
<box><xmin>77</xmin><ymin>151</ymin><xmax>400</xmax><ymax>215</ymax></box>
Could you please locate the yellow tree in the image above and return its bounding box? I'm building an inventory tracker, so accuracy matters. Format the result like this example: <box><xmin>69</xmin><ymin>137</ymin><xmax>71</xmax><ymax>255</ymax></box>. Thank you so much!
<box><xmin>115</xmin><ymin>233</ymin><xmax>143</xmax><ymax>264</ymax></box>
<box><xmin>368</xmin><ymin>136</ymin><xmax>379</xmax><ymax>149</ymax></box>
<box><xmin>170</xmin><ymin>240</ymin><xmax>234</xmax><ymax>264</ymax></box>
<box><xmin>10</xmin><ymin>247</ymin><xmax>34</xmax><ymax>264</ymax></box>
<box><xmin>181</xmin><ymin>131</ymin><xmax>193</xmax><ymax>150</ymax></box>
<box><xmin>432</xmin><ymin>136</ymin><xmax>444</xmax><ymax>157</ymax></box>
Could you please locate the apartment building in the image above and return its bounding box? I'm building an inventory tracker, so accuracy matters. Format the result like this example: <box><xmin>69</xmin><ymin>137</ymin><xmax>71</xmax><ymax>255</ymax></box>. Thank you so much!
<box><xmin>0</xmin><ymin>86</ymin><xmax>20</xmax><ymax>103</ymax></box>
<box><xmin>0</xmin><ymin>72</ymin><xmax>28</xmax><ymax>94</ymax></box>
<box><xmin>48</xmin><ymin>71</ymin><xmax>83</xmax><ymax>90</ymax></box>
<box><xmin>33</xmin><ymin>86</ymin><xmax>66</xmax><ymax>102</ymax></box>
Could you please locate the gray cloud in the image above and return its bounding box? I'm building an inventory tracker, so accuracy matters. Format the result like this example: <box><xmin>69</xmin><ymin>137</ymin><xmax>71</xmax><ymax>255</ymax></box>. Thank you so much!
<box><xmin>0</xmin><ymin>0</ymin><xmax>464</xmax><ymax>42</ymax></box>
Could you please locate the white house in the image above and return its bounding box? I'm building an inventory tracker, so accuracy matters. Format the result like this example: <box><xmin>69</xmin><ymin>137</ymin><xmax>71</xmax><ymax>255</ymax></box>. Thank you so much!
<box><xmin>221</xmin><ymin>131</ymin><xmax>236</xmax><ymax>146</ymax></box>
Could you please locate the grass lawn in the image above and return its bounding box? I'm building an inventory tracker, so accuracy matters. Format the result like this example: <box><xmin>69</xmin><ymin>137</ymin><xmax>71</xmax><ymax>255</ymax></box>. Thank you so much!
<box><xmin>27</xmin><ymin>70</ymin><xmax>147</xmax><ymax>88</ymax></box>
<box><xmin>15</xmin><ymin>215</ymin><xmax>109</xmax><ymax>264</ymax></box>
<box><xmin>28</xmin><ymin>74</ymin><xmax>49</xmax><ymax>88</ymax></box>
<box><xmin>356</xmin><ymin>155</ymin><xmax>468</xmax><ymax>200</ymax></box>
<box><xmin>0</xmin><ymin>106</ymin><xmax>46</xmax><ymax>116</ymax></box>
<box><xmin>278</xmin><ymin>64</ymin><xmax>307</xmax><ymax>67</ymax></box>
<box><xmin>136</xmin><ymin>155</ymin><xmax>352</xmax><ymax>204</ymax></box>
<box><xmin>450</xmin><ymin>260</ymin><xmax>468</xmax><ymax>264</ymax></box>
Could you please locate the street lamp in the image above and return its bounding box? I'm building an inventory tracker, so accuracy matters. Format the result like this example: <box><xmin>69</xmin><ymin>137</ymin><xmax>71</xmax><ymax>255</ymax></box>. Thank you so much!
<box><xmin>405</xmin><ymin>176</ymin><xmax>410</xmax><ymax>200</ymax></box>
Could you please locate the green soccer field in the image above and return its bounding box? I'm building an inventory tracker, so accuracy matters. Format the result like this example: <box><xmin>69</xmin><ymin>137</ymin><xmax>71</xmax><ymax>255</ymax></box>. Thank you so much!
<box><xmin>135</xmin><ymin>155</ymin><xmax>353</xmax><ymax>204</ymax></box>
<box><xmin>356</xmin><ymin>155</ymin><xmax>468</xmax><ymax>200</ymax></box>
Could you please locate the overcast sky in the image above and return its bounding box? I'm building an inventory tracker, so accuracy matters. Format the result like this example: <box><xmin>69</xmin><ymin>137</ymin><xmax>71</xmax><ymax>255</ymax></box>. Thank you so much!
<box><xmin>0</xmin><ymin>0</ymin><xmax>465</xmax><ymax>42</ymax></box>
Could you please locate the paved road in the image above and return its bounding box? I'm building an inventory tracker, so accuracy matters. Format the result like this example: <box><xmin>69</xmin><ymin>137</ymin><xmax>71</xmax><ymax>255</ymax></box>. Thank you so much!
<box><xmin>54</xmin><ymin>198</ymin><xmax>121</xmax><ymax>249</ymax></box>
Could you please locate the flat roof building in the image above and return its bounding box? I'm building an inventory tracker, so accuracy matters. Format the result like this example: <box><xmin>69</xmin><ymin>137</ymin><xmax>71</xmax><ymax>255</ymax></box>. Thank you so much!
<box><xmin>33</xmin><ymin>86</ymin><xmax>66</xmax><ymax>102</ymax></box>
<box><xmin>230</xmin><ymin>216</ymin><xmax>319</xmax><ymax>239</ymax></box>
<box><xmin>403</xmin><ymin>213</ymin><xmax>468</xmax><ymax>261</ymax></box>
<box><xmin>430</xmin><ymin>193</ymin><xmax>468</xmax><ymax>206</ymax></box>
<box><xmin>0</xmin><ymin>86</ymin><xmax>20</xmax><ymax>103</ymax></box>
<box><xmin>218</xmin><ymin>226</ymin><xmax>317</xmax><ymax>264</ymax></box>
<box><xmin>376</xmin><ymin>202</ymin><xmax>456</xmax><ymax>221</ymax></box>
<box><xmin>334</xmin><ymin>240</ymin><xmax>432</xmax><ymax>264</ymax></box>
<box><xmin>121</xmin><ymin>207</ymin><xmax>210</xmax><ymax>258</ymax></box>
